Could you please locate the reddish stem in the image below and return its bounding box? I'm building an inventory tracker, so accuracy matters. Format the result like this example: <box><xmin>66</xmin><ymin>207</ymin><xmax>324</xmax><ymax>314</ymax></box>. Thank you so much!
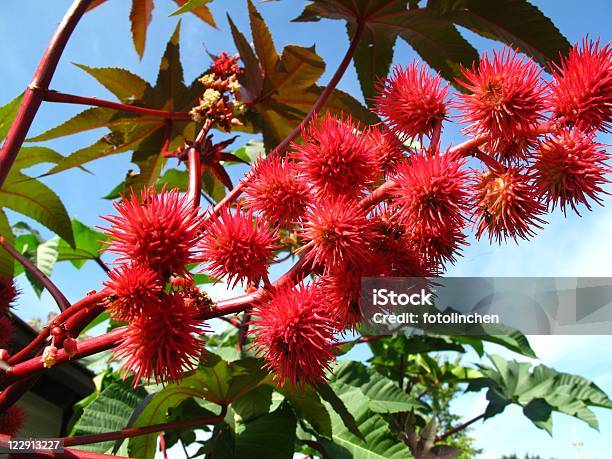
<box><xmin>203</xmin><ymin>258</ymin><xmax>308</xmax><ymax>320</ymax></box>
<box><xmin>63</xmin><ymin>406</ymin><xmax>227</xmax><ymax>447</ymax></box>
<box><xmin>4</xmin><ymin>328</ymin><xmax>124</xmax><ymax>385</ymax></box>
<box><xmin>43</xmin><ymin>90</ymin><xmax>191</xmax><ymax>120</ymax></box>
<box><xmin>0</xmin><ymin>0</ymin><xmax>93</xmax><ymax>188</ymax></box>
<box><xmin>0</xmin><ymin>435</ymin><xmax>126</xmax><ymax>459</ymax></box>
<box><xmin>359</xmin><ymin>181</ymin><xmax>398</xmax><ymax>211</ymax></box>
<box><xmin>187</xmin><ymin>146</ymin><xmax>202</xmax><ymax>208</ymax></box>
<box><xmin>0</xmin><ymin>235</ymin><xmax>71</xmax><ymax>312</ymax></box>
<box><xmin>435</xmin><ymin>413</ymin><xmax>486</xmax><ymax>442</ymax></box>
<box><xmin>7</xmin><ymin>290</ymin><xmax>109</xmax><ymax>365</ymax></box>
<box><xmin>429</xmin><ymin>120</ymin><xmax>442</xmax><ymax>153</ymax></box>
<box><xmin>209</xmin><ymin>19</ymin><xmax>367</xmax><ymax>217</ymax></box>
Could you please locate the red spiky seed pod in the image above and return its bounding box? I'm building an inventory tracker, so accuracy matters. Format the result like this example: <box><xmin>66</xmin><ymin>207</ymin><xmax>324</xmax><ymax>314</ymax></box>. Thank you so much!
<box><xmin>102</xmin><ymin>187</ymin><xmax>202</xmax><ymax>276</ymax></box>
<box><xmin>103</xmin><ymin>263</ymin><xmax>163</xmax><ymax>322</ymax></box>
<box><xmin>251</xmin><ymin>283</ymin><xmax>336</xmax><ymax>387</ymax></box>
<box><xmin>113</xmin><ymin>292</ymin><xmax>205</xmax><ymax>385</ymax></box>
<box><xmin>409</xmin><ymin>222</ymin><xmax>468</xmax><ymax>268</ymax></box>
<box><xmin>456</xmin><ymin>47</ymin><xmax>546</xmax><ymax>150</ymax></box>
<box><xmin>549</xmin><ymin>39</ymin><xmax>612</xmax><ymax>133</ymax></box>
<box><xmin>533</xmin><ymin>128</ymin><xmax>610</xmax><ymax>215</ymax></box>
<box><xmin>0</xmin><ymin>314</ymin><xmax>13</xmax><ymax>349</ymax></box>
<box><xmin>0</xmin><ymin>278</ymin><xmax>18</xmax><ymax>312</ymax></box>
<box><xmin>374</xmin><ymin>62</ymin><xmax>448</xmax><ymax>142</ymax></box>
<box><xmin>0</xmin><ymin>405</ymin><xmax>25</xmax><ymax>436</ymax></box>
<box><xmin>201</xmin><ymin>208</ymin><xmax>277</xmax><ymax>287</ymax></box>
<box><xmin>293</xmin><ymin>114</ymin><xmax>379</xmax><ymax>197</ymax></box>
<box><xmin>473</xmin><ymin>168</ymin><xmax>547</xmax><ymax>243</ymax></box>
<box><xmin>243</xmin><ymin>156</ymin><xmax>312</xmax><ymax>225</ymax></box>
<box><xmin>300</xmin><ymin>196</ymin><xmax>375</xmax><ymax>272</ymax></box>
<box><xmin>392</xmin><ymin>151</ymin><xmax>470</xmax><ymax>233</ymax></box>
<box><xmin>367</xmin><ymin>126</ymin><xmax>407</xmax><ymax>174</ymax></box>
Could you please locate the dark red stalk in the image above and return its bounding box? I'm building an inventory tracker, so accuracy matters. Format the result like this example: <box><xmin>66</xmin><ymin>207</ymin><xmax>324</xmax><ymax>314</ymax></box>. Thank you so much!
<box><xmin>429</xmin><ymin>120</ymin><xmax>442</xmax><ymax>153</ymax></box>
<box><xmin>8</xmin><ymin>290</ymin><xmax>109</xmax><ymax>365</ymax></box>
<box><xmin>43</xmin><ymin>90</ymin><xmax>191</xmax><ymax>120</ymax></box>
<box><xmin>187</xmin><ymin>146</ymin><xmax>202</xmax><ymax>208</ymax></box>
<box><xmin>63</xmin><ymin>406</ymin><xmax>227</xmax><ymax>447</ymax></box>
<box><xmin>0</xmin><ymin>435</ymin><xmax>126</xmax><ymax>459</ymax></box>
<box><xmin>209</xmin><ymin>20</ymin><xmax>367</xmax><ymax>216</ymax></box>
<box><xmin>473</xmin><ymin>149</ymin><xmax>505</xmax><ymax>171</ymax></box>
<box><xmin>3</xmin><ymin>328</ymin><xmax>124</xmax><ymax>385</ymax></box>
<box><xmin>203</xmin><ymin>258</ymin><xmax>308</xmax><ymax>320</ymax></box>
<box><xmin>435</xmin><ymin>413</ymin><xmax>486</xmax><ymax>442</ymax></box>
<box><xmin>359</xmin><ymin>181</ymin><xmax>398</xmax><ymax>211</ymax></box>
<box><xmin>0</xmin><ymin>0</ymin><xmax>93</xmax><ymax>188</ymax></box>
<box><xmin>0</xmin><ymin>235</ymin><xmax>70</xmax><ymax>312</ymax></box>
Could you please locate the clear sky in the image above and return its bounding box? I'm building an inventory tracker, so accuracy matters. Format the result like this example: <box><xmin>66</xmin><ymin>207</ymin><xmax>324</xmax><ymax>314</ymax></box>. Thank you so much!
<box><xmin>1</xmin><ymin>0</ymin><xmax>611</xmax><ymax>458</ymax></box>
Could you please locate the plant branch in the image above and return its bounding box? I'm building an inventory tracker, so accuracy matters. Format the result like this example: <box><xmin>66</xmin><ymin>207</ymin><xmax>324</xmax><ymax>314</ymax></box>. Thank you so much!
<box><xmin>43</xmin><ymin>90</ymin><xmax>191</xmax><ymax>120</ymax></box>
<box><xmin>7</xmin><ymin>290</ymin><xmax>109</xmax><ymax>365</ymax></box>
<box><xmin>187</xmin><ymin>146</ymin><xmax>202</xmax><ymax>208</ymax></box>
<box><xmin>4</xmin><ymin>327</ymin><xmax>124</xmax><ymax>385</ymax></box>
<box><xmin>209</xmin><ymin>19</ymin><xmax>367</xmax><ymax>217</ymax></box>
<box><xmin>435</xmin><ymin>413</ymin><xmax>486</xmax><ymax>442</ymax></box>
<box><xmin>62</xmin><ymin>406</ymin><xmax>227</xmax><ymax>447</ymax></box>
<box><xmin>0</xmin><ymin>0</ymin><xmax>93</xmax><ymax>188</ymax></box>
<box><xmin>0</xmin><ymin>235</ymin><xmax>71</xmax><ymax>312</ymax></box>
<box><xmin>203</xmin><ymin>258</ymin><xmax>308</xmax><ymax>320</ymax></box>
<box><xmin>359</xmin><ymin>181</ymin><xmax>397</xmax><ymax>211</ymax></box>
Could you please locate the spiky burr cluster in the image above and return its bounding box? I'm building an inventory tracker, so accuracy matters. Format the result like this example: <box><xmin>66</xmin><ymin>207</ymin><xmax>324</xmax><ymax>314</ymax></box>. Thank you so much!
<box><xmin>99</xmin><ymin>38</ymin><xmax>610</xmax><ymax>389</ymax></box>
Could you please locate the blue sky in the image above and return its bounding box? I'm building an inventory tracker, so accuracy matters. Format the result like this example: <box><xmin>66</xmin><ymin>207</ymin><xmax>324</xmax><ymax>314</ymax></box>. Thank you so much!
<box><xmin>1</xmin><ymin>0</ymin><xmax>611</xmax><ymax>457</ymax></box>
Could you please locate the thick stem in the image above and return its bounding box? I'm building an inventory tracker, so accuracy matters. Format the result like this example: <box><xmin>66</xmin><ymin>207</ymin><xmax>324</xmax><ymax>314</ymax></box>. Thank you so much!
<box><xmin>429</xmin><ymin>120</ymin><xmax>442</xmax><ymax>153</ymax></box>
<box><xmin>0</xmin><ymin>0</ymin><xmax>93</xmax><ymax>188</ymax></box>
<box><xmin>203</xmin><ymin>258</ymin><xmax>308</xmax><ymax>320</ymax></box>
<box><xmin>0</xmin><ymin>236</ymin><xmax>71</xmax><ymax>312</ymax></box>
<box><xmin>187</xmin><ymin>146</ymin><xmax>202</xmax><ymax>208</ymax></box>
<box><xmin>359</xmin><ymin>181</ymin><xmax>398</xmax><ymax>211</ymax></box>
<box><xmin>209</xmin><ymin>20</ymin><xmax>367</xmax><ymax>216</ymax></box>
<box><xmin>435</xmin><ymin>413</ymin><xmax>485</xmax><ymax>442</ymax></box>
<box><xmin>4</xmin><ymin>328</ymin><xmax>124</xmax><ymax>385</ymax></box>
<box><xmin>7</xmin><ymin>290</ymin><xmax>109</xmax><ymax>365</ymax></box>
<box><xmin>63</xmin><ymin>406</ymin><xmax>227</xmax><ymax>447</ymax></box>
<box><xmin>43</xmin><ymin>90</ymin><xmax>191</xmax><ymax>120</ymax></box>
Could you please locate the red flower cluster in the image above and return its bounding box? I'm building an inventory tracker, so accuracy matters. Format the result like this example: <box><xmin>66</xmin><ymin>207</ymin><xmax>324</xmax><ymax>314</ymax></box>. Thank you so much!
<box><xmin>102</xmin><ymin>187</ymin><xmax>208</xmax><ymax>385</ymax></box>
<box><xmin>191</xmin><ymin>52</ymin><xmax>245</xmax><ymax>131</ymax></box>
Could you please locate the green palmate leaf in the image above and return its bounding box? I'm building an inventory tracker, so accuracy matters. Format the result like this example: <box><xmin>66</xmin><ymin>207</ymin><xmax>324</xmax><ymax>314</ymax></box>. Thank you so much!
<box><xmin>202</xmin><ymin>168</ymin><xmax>226</xmax><ymax>202</ymax></box>
<box><xmin>279</xmin><ymin>385</ymin><xmax>332</xmax><ymax>438</ymax></box>
<box><xmin>25</xmin><ymin>236</ymin><xmax>59</xmax><ymax>297</ymax></box>
<box><xmin>231</xmin><ymin>139</ymin><xmax>265</xmax><ymax>164</ymax></box>
<box><xmin>466</xmin><ymin>354</ymin><xmax>612</xmax><ymax>433</ymax></box>
<box><xmin>72</xmin><ymin>379</ymin><xmax>147</xmax><ymax>454</ymax></box>
<box><xmin>294</xmin><ymin>0</ymin><xmax>479</xmax><ymax>98</ymax></box>
<box><xmin>316</xmin><ymin>382</ymin><xmax>363</xmax><ymax>440</ymax></box>
<box><xmin>207</xmin><ymin>405</ymin><xmax>297</xmax><ymax>459</ymax></box>
<box><xmin>232</xmin><ymin>385</ymin><xmax>273</xmax><ymax>422</ymax></box>
<box><xmin>231</xmin><ymin>1</ymin><xmax>377</xmax><ymax>150</ymax></box>
<box><xmin>320</xmin><ymin>381</ymin><xmax>413</xmax><ymax>459</ymax></box>
<box><xmin>0</xmin><ymin>172</ymin><xmax>74</xmax><ymax>246</ymax></box>
<box><xmin>155</xmin><ymin>168</ymin><xmax>188</xmax><ymax>192</ymax></box>
<box><xmin>57</xmin><ymin>219</ymin><xmax>108</xmax><ymax>269</ymax></box>
<box><xmin>0</xmin><ymin>210</ymin><xmax>14</xmax><ymax>279</ymax></box>
<box><xmin>13</xmin><ymin>146</ymin><xmax>64</xmax><ymax>171</ymax></box>
<box><xmin>332</xmin><ymin>361</ymin><xmax>426</xmax><ymax>414</ymax></box>
<box><xmin>0</xmin><ymin>93</ymin><xmax>24</xmax><ymax>141</ymax></box>
<box><xmin>74</xmin><ymin>64</ymin><xmax>150</xmax><ymax>102</ymax></box>
<box><xmin>427</xmin><ymin>0</ymin><xmax>571</xmax><ymax>67</ymax></box>
<box><xmin>129</xmin><ymin>355</ymin><xmax>268</xmax><ymax>459</ymax></box>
